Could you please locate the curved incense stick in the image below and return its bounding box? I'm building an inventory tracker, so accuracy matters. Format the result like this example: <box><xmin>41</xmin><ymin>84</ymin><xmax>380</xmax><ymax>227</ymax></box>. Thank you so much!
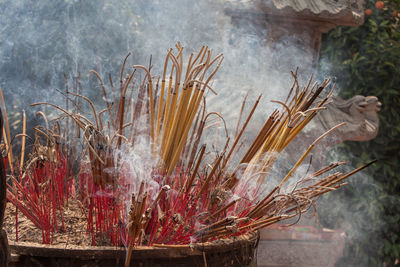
<box><xmin>67</xmin><ymin>92</ymin><xmax>100</xmax><ymax>129</ymax></box>
<box><xmin>278</xmin><ymin>122</ymin><xmax>346</xmax><ymax>189</ymax></box>
<box><xmin>89</xmin><ymin>70</ymin><xmax>112</xmax><ymax>118</ymax></box>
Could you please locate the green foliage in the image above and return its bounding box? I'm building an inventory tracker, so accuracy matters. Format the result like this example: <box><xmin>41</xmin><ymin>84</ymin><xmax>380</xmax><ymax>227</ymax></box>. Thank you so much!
<box><xmin>318</xmin><ymin>1</ymin><xmax>400</xmax><ymax>266</ymax></box>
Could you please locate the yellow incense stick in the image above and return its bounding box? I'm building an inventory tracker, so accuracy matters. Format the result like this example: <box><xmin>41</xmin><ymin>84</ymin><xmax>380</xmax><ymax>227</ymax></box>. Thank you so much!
<box><xmin>20</xmin><ymin>110</ymin><xmax>26</xmax><ymax>171</ymax></box>
<box><xmin>0</xmin><ymin>87</ymin><xmax>13</xmax><ymax>172</ymax></box>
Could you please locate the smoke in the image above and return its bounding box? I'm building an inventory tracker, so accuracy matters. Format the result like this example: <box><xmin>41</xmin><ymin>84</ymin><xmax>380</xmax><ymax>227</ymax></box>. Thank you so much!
<box><xmin>0</xmin><ymin>0</ymin><xmax>311</xmax><ymax>123</ymax></box>
<box><xmin>0</xmin><ymin>0</ymin><xmax>329</xmax><ymax>207</ymax></box>
<box><xmin>0</xmin><ymin>0</ymin><xmax>320</xmax><ymax>184</ymax></box>
<box><xmin>316</xmin><ymin>147</ymin><xmax>388</xmax><ymax>267</ymax></box>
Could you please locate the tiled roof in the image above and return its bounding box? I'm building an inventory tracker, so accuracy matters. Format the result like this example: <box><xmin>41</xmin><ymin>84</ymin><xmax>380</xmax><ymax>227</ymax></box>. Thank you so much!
<box><xmin>225</xmin><ymin>0</ymin><xmax>364</xmax><ymax>26</ymax></box>
<box><xmin>271</xmin><ymin>0</ymin><xmax>358</xmax><ymax>15</ymax></box>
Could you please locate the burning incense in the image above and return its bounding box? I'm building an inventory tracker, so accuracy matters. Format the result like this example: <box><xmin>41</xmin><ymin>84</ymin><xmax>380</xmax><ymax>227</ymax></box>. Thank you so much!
<box><xmin>0</xmin><ymin>44</ymin><xmax>376</xmax><ymax>267</ymax></box>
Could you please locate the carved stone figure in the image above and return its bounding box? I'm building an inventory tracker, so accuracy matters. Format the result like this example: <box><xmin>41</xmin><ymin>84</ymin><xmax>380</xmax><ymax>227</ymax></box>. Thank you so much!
<box><xmin>316</xmin><ymin>95</ymin><xmax>381</xmax><ymax>143</ymax></box>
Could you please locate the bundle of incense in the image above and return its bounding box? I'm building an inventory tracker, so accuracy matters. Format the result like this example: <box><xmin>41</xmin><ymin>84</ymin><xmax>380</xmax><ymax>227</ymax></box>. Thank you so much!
<box><xmin>1</xmin><ymin>87</ymin><xmax>73</xmax><ymax>243</ymax></box>
<box><xmin>0</xmin><ymin>44</ymin><xmax>375</xmax><ymax>266</ymax></box>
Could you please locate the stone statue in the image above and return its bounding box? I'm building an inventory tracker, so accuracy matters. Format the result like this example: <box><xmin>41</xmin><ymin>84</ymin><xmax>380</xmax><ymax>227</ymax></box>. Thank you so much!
<box><xmin>315</xmin><ymin>95</ymin><xmax>381</xmax><ymax>143</ymax></box>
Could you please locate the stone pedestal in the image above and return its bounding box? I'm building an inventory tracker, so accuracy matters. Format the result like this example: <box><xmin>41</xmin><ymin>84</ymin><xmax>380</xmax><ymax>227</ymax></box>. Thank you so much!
<box><xmin>257</xmin><ymin>225</ymin><xmax>345</xmax><ymax>267</ymax></box>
